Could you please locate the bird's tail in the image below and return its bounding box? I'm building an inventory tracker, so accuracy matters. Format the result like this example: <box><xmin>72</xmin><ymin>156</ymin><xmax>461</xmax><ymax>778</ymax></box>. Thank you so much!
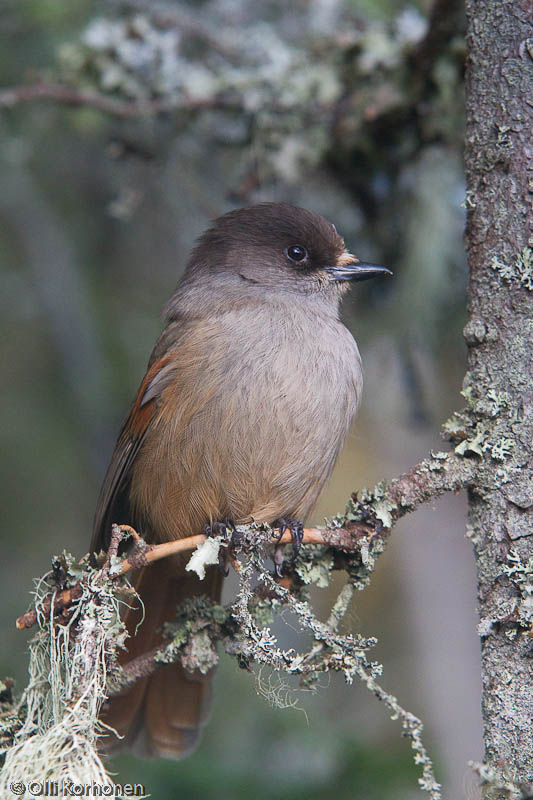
<box><xmin>99</xmin><ymin>558</ymin><xmax>222</xmax><ymax>759</ymax></box>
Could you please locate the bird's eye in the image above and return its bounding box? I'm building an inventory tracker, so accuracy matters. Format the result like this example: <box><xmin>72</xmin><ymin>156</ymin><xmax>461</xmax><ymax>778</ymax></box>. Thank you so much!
<box><xmin>286</xmin><ymin>245</ymin><xmax>308</xmax><ymax>263</ymax></box>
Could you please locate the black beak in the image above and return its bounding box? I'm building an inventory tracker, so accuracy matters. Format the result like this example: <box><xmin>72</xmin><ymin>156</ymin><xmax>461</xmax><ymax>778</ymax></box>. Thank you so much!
<box><xmin>325</xmin><ymin>262</ymin><xmax>392</xmax><ymax>282</ymax></box>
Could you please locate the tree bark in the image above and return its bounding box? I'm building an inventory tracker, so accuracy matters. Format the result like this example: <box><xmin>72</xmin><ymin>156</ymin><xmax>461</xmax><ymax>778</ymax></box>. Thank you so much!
<box><xmin>464</xmin><ymin>1</ymin><xmax>533</xmax><ymax>795</ymax></box>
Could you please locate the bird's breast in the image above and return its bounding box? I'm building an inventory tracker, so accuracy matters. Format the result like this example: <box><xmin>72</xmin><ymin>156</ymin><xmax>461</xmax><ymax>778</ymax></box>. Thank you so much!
<box><xmin>131</xmin><ymin>302</ymin><xmax>363</xmax><ymax>538</ymax></box>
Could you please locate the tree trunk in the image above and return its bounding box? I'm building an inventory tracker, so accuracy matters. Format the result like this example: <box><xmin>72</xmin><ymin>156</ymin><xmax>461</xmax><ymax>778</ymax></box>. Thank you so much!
<box><xmin>464</xmin><ymin>0</ymin><xmax>533</xmax><ymax>795</ymax></box>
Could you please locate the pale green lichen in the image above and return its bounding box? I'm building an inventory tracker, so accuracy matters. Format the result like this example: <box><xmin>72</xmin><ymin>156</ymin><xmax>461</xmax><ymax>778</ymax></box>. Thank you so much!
<box><xmin>107</xmin><ymin>553</ymin><xmax>125</xmax><ymax>577</ymax></box>
<box><xmin>469</xmin><ymin>760</ymin><xmax>523</xmax><ymax>799</ymax></box>
<box><xmin>48</xmin><ymin>0</ymin><xmax>453</xmax><ymax>195</ymax></box>
<box><xmin>502</xmin><ymin>548</ymin><xmax>533</xmax><ymax>630</ymax></box>
<box><xmin>477</xmin><ymin>617</ymin><xmax>495</xmax><ymax>638</ymax></box>
<box><xmin>461</xmin><ymin>190</ymin><xmax>477</xmax><ymax>209</ymax></box>
<box><xmin>490</xmin><ymin>437</ymin><xmax>515</xmax><ymax>462</ymax></box>
<box><xmin>352</xmin><ymin>481</ymin><xmax>397</xmax><ymax>529</ymax></box>
<box><xmin>444</xmin><ymin>387</ymin><xmax>517</xmax><ymax>463</ymax></box>
<box><xmin>372</xmin><ymin>500</ymin><xmax>394</xmax><ymax>528</ymax></box>
<box><xmin>325</xmin><ymin>512</ymin><xmax>349</xmax><ymax>530</ymax></box>
<box><xmin>158</xmin><ymin>595</ymin><xmax>229</xmax><ymax>674</ymax></box>
<box><xmin>491</xmin><ymin>246</ymin><xmax>533</xmax><ymax>291</ymax></box>
<box><xmin>496</xmin><ymin>124</ymin><xmax>512</xmax><ymax>149</ymax></box>
<box><xmin>454</xmin><ymin>426</ymin><xmax>488</xmax><ymax>457</ymax></box>
<box><xmin>0</xmin><ymin>680</ymin><xmax>18</xmax><ymax>752</ymax></box>
<box><xmin>470</xmin><ymin>389</ymin><xmax>512</xmax><ymax>421</ymax></box>
<box><xmin>248</xmin><ymin>597</ymin><xmax>276</xmax><ymax>629</ymax></box>
<box><xmin>442</xmin><ymin>409</ymin><xmax>472</xmax><ymax>440</ymax></box>
<box><xmin>424</xmin><ymin>451</ymin><xmax>449</xmax><ymax>471</ymax></box>
<box><xmin>181</xmin><ymin>630</ymin><xmax>219</xmax><ymax>675</ymax></box>
<box><xmin>477</xmin><ymin>556</ymin><xmax>533</xmax><ymax>641</ymax></box>
<box><xmin>294</xmin><ymin>545</ymin><xmax>334</xmax><ymax>587</ymax></box>
<box><xmin>335</xmin><ymin>488</ymin><xmax>392</xmax><ymax>591</ymax></box>
<box><xmin>515</xmin><ymin>246</ymin><xmax>533</xmax><ymax>289</ymax></box>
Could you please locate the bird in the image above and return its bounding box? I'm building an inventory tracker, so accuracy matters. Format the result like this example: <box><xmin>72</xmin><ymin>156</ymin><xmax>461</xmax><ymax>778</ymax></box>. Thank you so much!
<box><xmin>92</xmin><ymin>202</ymin><xmax>390</xmax><ymax>759</ymax></box>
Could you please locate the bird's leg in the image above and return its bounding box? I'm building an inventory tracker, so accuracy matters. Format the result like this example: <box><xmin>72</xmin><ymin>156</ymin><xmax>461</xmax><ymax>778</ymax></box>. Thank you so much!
<box><xmin>273</xmin><ymin>518</ymin><xmax>304</xmax><ymax>556</ymax></box>
<box><xmin>272</xmin><ymin>518</ymin><xmax>304</xmax><ymax>577</ymax></box>
<box><xmin>203</xmin><ymin>519</ymin><xmax>237</xmax><ymax>576</ymax></box>
<box><xmin>290</xmin><ymin>520</ymin><xmax>305</xmax><ymax>558</ymax></box>
<box><xmin>272</xmin><ymin>518</ymin><xmax>287</xmax><ymax>578</ymax></box>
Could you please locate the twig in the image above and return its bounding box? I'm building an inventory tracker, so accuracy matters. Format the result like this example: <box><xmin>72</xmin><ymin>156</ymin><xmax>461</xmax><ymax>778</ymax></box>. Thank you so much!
<box><xmin>383</xmin><ymin>452</ymin><xmax>476</xmax><ymax>522</ymax></box>
<box><xmin>107</xmin><ymin>646</ymin><xmax>163</xmax><ymax>694</ymax></box>
<box><xmin>117</xmin><ymin>527</ymin><xmax>326</xmax><ymax>574</ymax></box>
<box><xmin>15</xmin><ymin>585</ymin><xmax>83</xmax><ymax>631</ymax></box>
<box><xmin>0</xmin><ymin>83</ymin><xmax>241</xmax><ymax>118</ymax></box>
<box><xmin>14</xmin><ymin>528</ymin><xmax>325</xmax><ymax>630</ymax></box>
<box><xmin>101</xmin><ymin>524</ymin><xmax>123</xmax><ymax>579</ymax></box>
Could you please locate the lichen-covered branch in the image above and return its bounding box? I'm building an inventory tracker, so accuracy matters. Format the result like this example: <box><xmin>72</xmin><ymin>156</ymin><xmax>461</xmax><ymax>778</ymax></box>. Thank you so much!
<box><xmin>3</xmin><ymin>442</ymin><xmax>486</xmax><ymax>798</ymax></box>
<box><xmin>0</xmin><ymin>1</ymin><xmax>463</xmax><ymax>194</ymax></box>
<box><xmin>15</xmin><ymin>451</ymin><xmax>478</xmax><ymax>632</ymax></box>
<box><xmin>0</xmin><ymin>82</ymin><xmax>241</xmax><ymax>117</ymax></box>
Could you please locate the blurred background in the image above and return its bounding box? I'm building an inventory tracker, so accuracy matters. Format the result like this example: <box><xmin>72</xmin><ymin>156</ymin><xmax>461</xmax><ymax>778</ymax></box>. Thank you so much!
<box><xmin>0</xmin><ymin>0</ymin><xmax>482</xmax><ymax>798</ymax></box>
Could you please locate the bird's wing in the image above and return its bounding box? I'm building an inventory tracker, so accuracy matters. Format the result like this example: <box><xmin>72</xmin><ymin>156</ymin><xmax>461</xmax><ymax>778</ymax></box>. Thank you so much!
<box><xmin>91</xmin><ymin>352</ymin><xmax>179</xmax><ymax>554</ymax></box>
<box><xmin>92</xmin><ymin>335</ymin><xmax>223</xmax><ymax>761</ymax></box>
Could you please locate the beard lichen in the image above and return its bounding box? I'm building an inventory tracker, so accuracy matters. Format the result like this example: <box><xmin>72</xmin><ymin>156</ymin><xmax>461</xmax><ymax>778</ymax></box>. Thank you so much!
<box><xmin>0</xmin><ymin>551</ymin><xmax>130</xmax><ymax>798</ymax></box>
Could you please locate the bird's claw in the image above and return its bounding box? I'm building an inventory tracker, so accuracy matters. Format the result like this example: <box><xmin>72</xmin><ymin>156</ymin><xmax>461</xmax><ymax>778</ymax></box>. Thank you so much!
<box><xmin>272</xmin><ymin>518</ymin><xmax>304</xmax><ymax>577</ymax></box>
<box><xmin>273</xmin><ymin>544</ymin><xmax>285</xmax><ymax>578</ymax></box>
<box><xmin>203</xmin><ymin>518</ymin><xmax>236</xmax><ymax>539</ymax></box>
<box><xmin>290</xmin><ymin>520</ymin><xmax>304</xmax><ymax>558</ymax></box>
<box><xmin>274</xmin><ymin>519</ymin><xmax>287</xmax><ymax>543</ymax></box>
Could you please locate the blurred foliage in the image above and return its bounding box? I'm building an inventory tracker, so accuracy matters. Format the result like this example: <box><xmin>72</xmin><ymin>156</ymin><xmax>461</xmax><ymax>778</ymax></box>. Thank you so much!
<box><xmin>115</xmin><ymin>731</ymin><xmax>420</xmax><ymax>799</ymax></box>
<box><xmin>0</xmin><ymin>0</ymin><xmax>481</xmax><ymax>798</ymax></box>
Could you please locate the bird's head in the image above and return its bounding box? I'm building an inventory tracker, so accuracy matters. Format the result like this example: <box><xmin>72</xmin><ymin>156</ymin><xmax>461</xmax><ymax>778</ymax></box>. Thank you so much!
<box><xmin>183</xmin><ymin>203</ymin><xmax>391</xmax><ymax>305</ymax></box>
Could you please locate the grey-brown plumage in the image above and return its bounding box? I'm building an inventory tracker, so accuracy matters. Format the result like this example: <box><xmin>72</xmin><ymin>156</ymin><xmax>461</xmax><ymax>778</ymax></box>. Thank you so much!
<box><xmin>92</xmin><ymin>203</ymin><xmax>390</xmax><ymax>759</ymax></box>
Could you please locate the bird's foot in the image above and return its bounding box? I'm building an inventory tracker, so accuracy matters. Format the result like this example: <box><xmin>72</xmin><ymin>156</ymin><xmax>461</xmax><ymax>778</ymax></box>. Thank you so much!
<box><xmin>272</xmin><ymin>518</ymin><xmax>304</xmax><ymax>578</ymax></box>
<box><xmin>203</xmin><ymin>519</ymin><xmax>237</xmax><ymax>576</ymax></box>
<box><xmin>203</xmin><ymin>518</ymin><xmax>236</xmax><ymax>539</ymax></box>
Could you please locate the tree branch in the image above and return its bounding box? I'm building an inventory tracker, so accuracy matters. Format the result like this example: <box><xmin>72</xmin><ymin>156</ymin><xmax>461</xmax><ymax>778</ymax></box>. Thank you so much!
<box><xmin>408</xmin><ymin>0</ymin><xmax>463</xmax><ymax>77</ymax></box>
<box><xmin>8</xmin><ymin>444</ymin><xmax>483</xmax><ymax>800</ymax></box>
<box><xmin>0</xmin><ymin>82</ymin><xmax>241</xmax><ymax>118</ymax></box>
<box><xmin>15</xmin><ymin>450</ymin><xmax>479</xmax><ymax>631</ymax></box>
